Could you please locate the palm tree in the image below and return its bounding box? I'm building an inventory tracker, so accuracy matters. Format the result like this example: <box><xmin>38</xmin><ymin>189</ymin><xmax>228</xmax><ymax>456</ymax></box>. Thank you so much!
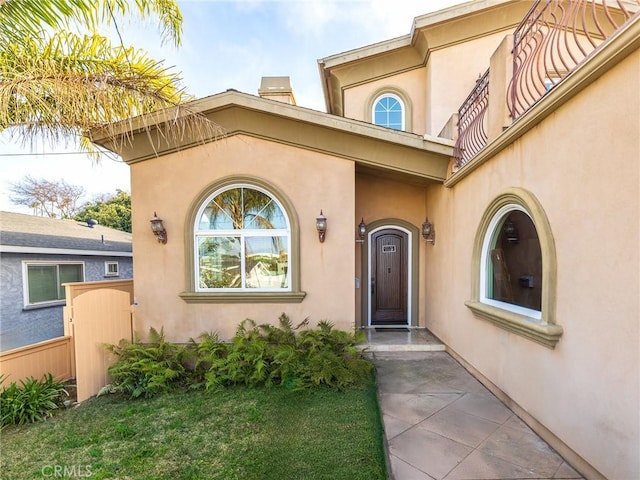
<box><xmin>0</xmin><ymin>0</ymin><xmax>220</xmax><ymax>155</ymax></box>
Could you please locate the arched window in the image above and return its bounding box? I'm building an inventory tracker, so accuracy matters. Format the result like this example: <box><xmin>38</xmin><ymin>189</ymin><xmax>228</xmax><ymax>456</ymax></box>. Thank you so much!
<box><xmin>195</xmin><ymin>185</ymin><xmax>289</xmax><ymax>291</ymax></box>
<box><xmin>181</xmin><ymin>176</ymin><xmax>305</xmax><ymax>303</ymax></box>
<box><xmin>466</xmin><ymin>188</ymin><xmax>562</xmax><ymax>348</ymax></box>
<box><xmin>480</xmin><ymin>207</ymin><xmax>542</xmax><ymax>318</ymax></box>
<box><xmin>372</xmin><ymin>94</ymin><xmax>405</xmax><ymax>130</ymax></box>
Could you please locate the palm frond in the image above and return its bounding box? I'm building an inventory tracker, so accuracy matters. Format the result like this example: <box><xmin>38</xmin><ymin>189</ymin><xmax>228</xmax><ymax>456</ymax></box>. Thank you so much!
<box><xmin>0</xmin><ymin>0</ymin><xmax>182</xmax><ymax>46</ymax></box>
<box><xmin>0</xmin><ymin>31</ymin><xmax>223</xmax><ymax>155</ymax></box>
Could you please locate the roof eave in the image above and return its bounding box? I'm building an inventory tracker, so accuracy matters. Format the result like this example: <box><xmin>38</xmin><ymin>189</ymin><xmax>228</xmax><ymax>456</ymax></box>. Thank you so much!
<box><xmin>92</xmin><ymin>91</ymin><xmax>454</xmax><ymax>183</ymax></box>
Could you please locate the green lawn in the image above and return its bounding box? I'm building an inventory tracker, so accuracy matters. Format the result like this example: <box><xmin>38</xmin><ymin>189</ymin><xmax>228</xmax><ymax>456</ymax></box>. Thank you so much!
<box><xmin>0</xmin><ymin>383</ymin><xmax>388</xmax><ymax>480</ymax></box>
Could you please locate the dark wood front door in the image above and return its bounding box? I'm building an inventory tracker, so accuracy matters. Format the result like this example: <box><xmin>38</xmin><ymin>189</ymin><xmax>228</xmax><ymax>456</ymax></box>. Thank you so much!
<box><xmin>371</xmin><ymin>229</ymin><xmax>408</xmax><ymax>325</ymax></box>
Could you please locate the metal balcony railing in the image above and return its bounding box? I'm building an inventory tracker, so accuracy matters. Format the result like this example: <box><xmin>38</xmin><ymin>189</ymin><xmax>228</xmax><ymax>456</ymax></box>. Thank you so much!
<box><xmin>453</xmin><ymin>69</ymin><xmax>490</xmax><ymax>170</ymax></box>
<box><xmin>508</xmin><ymin>0</ymin><xmax>639</xmax><ymax>119</ymax></box>
<box><xmin>453</xmin><ymin>0</ymin><xmax>639</xmax><ymax>170</ymax></box>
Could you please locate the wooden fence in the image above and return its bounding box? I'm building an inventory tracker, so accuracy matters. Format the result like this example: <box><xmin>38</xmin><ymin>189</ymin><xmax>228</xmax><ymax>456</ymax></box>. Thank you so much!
<box><xmin>0</xmin><ymin>336</ymin><xmax>74</xmax><ymax>383</ymax></box>
<box><xmin>0</xmin><ymin>280</ymin><xmax>134</xmax><ymax>403</ymax></box>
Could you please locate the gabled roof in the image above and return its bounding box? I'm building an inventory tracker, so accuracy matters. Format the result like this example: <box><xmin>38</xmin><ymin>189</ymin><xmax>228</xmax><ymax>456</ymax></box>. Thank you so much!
<box><xmin>0</xmin><ymin>211</ymin><xmax>132</xmax><ymax>256</ymax></box>
<box><xmin>91</xmin><ymin>89</ymin><xmax>455</xmax><ymax>184</ymax></box>
<box><xmin>318</xmin><ymin>0</ymin><xmax>532</xmax><ymax>115</ymax></box>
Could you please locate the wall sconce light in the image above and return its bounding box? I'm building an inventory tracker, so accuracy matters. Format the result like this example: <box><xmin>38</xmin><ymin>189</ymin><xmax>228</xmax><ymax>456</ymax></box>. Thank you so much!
<box><xmin>316</xmin><ymin>210</ymin><xmax>327</xmax><ymax>243</ymax></box>
<box><xmin>150</xmin><ymin>212</ymin><xmax>167</xmax><ymax>244</ymax></box>
<box><xmin>357</xmin><ymin>218</ymin><xmax>367</xmax><ymax>242</ymax></box>
<box><xmin>503</xmin><ymin>220</ymin><xmax>519</xmax><ymax>243</ymax></box>
<box><xmin>422</xmin><ymin>217</ymin><xmax>435</xmax><ymax>244</ymax></box>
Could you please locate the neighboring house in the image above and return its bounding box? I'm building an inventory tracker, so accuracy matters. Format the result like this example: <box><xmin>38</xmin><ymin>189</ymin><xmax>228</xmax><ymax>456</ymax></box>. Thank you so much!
<box><xmin>0</xmin><ymin>212</ymin><xmax>132</xmax><ymax>351</ymax></box>
<box><xmin>91</xmin><ymin>1</ymin><xmax>639</xmax><ymax>478</ymax></box>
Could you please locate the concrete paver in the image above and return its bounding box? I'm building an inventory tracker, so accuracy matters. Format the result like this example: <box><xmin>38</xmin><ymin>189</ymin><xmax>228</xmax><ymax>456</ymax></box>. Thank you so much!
<box><xmin>363</xmin><ymin>340</ymin><xmax>584</xmax><ymax>480</ymax></box>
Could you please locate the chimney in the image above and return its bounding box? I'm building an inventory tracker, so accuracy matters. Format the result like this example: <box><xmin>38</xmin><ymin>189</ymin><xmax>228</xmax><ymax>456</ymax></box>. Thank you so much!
<box><xmin>258</xmin><ymin>76</ymin><xmax>296</xmax><ymax>105</ymax></box>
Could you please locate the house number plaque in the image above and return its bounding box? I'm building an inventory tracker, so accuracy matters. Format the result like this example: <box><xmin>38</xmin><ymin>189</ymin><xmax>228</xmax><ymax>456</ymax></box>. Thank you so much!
<box><xmin>382</xmin><ymin>245</ymin><xmax>396</xmax><ymax>253</ymax></box>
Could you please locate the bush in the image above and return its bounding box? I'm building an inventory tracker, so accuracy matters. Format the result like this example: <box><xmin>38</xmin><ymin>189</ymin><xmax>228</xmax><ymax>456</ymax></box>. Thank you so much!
<box><xmin>100</xmin><ymin>327</ymin><xmax>188</xmax><ymax>399</ymax></box>
<box><xmin>0</xmin><ymin>373</ymin><xmax>69</xmax><ymax>427</ymax></box>
<box><xmin>197</xmin><ymin>315</ymin><xmax>373</xmax><ymax>391</ymax></box>
<box><xmin>101</xmin><ymin>315</ymin><xmax>374</xmax><ymax>398</ymax></box>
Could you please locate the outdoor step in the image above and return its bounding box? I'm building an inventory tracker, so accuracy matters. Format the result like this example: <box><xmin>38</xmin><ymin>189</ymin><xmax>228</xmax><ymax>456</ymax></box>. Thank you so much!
<box><xmin>357</xmin><ymin>328</ymin><xmax>446</xmax><ymax>352</ymax></box>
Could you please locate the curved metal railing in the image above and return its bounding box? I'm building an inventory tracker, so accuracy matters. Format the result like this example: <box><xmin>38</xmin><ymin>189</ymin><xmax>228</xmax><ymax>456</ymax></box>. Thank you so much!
<box><xmin>453</xmin><ymin>69</ymin><xmax>490</xmax><ymax>170</ymax></box>
<box><xmin>507</xmin><ymin>0</ymin><xmax>639</xmax><ymax>119</ymax></box>
<box><xmin>453</xmin><ymin>0</ymin><xmax>639</xmax><ymax>170</ymax></box>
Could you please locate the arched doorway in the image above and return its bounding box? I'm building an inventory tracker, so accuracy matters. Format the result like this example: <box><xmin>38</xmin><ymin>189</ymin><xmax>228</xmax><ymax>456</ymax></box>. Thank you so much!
<box><xmin>367</xmin><ymin>225</ymin><xmax>412</xmax><ymax>326</ymax></box>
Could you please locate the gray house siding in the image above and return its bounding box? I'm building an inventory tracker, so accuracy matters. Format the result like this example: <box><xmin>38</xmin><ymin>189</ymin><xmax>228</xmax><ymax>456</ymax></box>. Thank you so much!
<box><xmin>0</xmin><ymin>252</ymin><xmax>133</xmax><ymax>351</ymax></box>
<box><xmin>0</xmin><ymin>211</ymin><xmax>133</xmax><ymax>352</ymax></box>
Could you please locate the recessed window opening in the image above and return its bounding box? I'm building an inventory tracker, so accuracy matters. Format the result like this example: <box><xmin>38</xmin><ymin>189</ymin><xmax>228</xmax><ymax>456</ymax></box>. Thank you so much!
<box><xmin>194</xmin><ymin>185</ymin><xmax>291</xmax><ymax>292</ymax></box>
<box><xmin>373</xmin><ymin>93</ymin><xmax>405</xmax><ymax>130</ymax></box>
<box><xmin>480</xmin><ymin>205</ymin><xmax>542</xmax><ymax>320</ymax></box>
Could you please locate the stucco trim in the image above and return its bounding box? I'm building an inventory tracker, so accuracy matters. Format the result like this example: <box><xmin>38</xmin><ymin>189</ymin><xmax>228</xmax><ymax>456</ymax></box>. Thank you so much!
<box><xmin>179</xmin><ymin>292</ymin><xmax>306</xmax><ymax>304</ymax></box>
<box><xmin>318</xmin><ymin>1</ymin><xmax>529</xmax><ymax>115</ymax></box>
<box><xmin>181</xmin><ymin>175</ymin><xmax>305</xmax><ymax>303</ymax></box>
<box><xmin>92</xmin><ymin>91</ymin><xmax>453</xmax><ymax>183</ymax></box>
<box><xmin>359</xmin><ymin>218</ymin><xmax>419</xmax><ymax>327</ymax></box>
<box><xmin>445</xmin><ymin>15</ymin><xmax>640</xmax><ymax>187</ymax></box>
<box><xmin>468</xmin><ymin>187</ymin><xmax>562</xmax><ymax>348</ymax></box>
<box><xmin>464</xmin><ymin>301</ymin><xmax>563</xmax><ymax>348</ymax></box>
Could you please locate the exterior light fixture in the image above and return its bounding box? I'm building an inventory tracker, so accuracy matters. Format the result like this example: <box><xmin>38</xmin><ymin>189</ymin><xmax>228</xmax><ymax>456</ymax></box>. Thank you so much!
<box><xmin>150</xmin><ymin>212</ymin><xmax>167</xmax><ymax>244</ymax></box>
<box><xmin>316</xmin><ymin>210</ymin><xmax>327</xmax><ymax>243</ymax></box>
<box><xmin>358</xmin><ymin>218</ymin><xmax>367</xmax><ymax>241</ymax></box>
<box><xmin>503</xmin><ymin>220</ymin><xmax>519</xmax><ymax>243</ymax></box>
<box><xmin>422</xmin><ymin>217</ymin><xmax>435</xmax><ymax>244</ymax></box>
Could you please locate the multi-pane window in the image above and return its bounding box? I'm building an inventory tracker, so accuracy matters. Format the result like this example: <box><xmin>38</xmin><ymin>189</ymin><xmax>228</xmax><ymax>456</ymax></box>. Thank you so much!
<box><xmin>195</xmin><ymin>185</ymin><xmax>290</xmax><ymax>291</ymax></box>
<box><xmin>373</xmin><ymin>94</ymin><xmax>404</xmax><ymax>130</ymax></box>
<box><xmin>105</xmin><ymin>261</ymin><xmax>120</xmax><ymax>277</ymax></box>
<box><xmin>25</xmin><ymin>262</ymin><xmax>84</xmax><ymax>305</ymax></box>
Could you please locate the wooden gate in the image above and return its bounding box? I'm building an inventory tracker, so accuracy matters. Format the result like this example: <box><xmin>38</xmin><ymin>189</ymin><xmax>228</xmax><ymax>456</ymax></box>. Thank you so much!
<box><xmin>63</xmin><ymin>280</ymin><xmax>133</xmax><ymax>403</ymax></box>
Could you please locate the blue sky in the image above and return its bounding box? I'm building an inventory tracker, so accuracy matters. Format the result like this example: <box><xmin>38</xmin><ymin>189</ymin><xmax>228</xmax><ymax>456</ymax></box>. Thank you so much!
<box><xmin>0</xmin><ymin>0</ymin><xmax>462</xmax><ymax>214</ymax></box>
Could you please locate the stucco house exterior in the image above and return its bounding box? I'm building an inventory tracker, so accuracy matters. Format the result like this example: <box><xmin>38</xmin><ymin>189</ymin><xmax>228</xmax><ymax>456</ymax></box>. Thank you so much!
<box><xmin>91</xmin><ymin>1</ymin><xmax>639</xmax><ymax>478</ymax></box>
<box><xmin>0</xmin><ymin>212</ymin><xmax>133</xmax><ymax>351</ymax></box>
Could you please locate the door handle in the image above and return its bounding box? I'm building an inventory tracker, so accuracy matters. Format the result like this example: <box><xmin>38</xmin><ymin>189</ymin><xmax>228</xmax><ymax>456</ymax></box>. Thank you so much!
<box><xmin>371</xmin><ymin>278</ymin><xmax>375</xmax><ymax>294</ymax></box>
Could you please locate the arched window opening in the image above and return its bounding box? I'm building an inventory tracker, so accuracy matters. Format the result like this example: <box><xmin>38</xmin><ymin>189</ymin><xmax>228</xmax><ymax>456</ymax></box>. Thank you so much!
<box><xmin>373</xmin><ymin>94</ymin><xmax>405</xmax><ymax>130</ymax></box>
<box><xmin>482</xmin><ymin>208</ymin><xmax>542</xmax><ymax>316</ymax></box>
<box><xmin>467</xmin><ymin>188</ymin><xmax>562</xmax><ymax>348</ymax></box>
<box><xmin>195</xmin><ymin>185</ymin><xmax>290</xmax><ymax>291</ymax></box>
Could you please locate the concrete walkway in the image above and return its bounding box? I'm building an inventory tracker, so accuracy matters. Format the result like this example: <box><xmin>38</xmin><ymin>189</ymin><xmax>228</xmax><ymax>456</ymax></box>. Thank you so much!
<box><xmin>361</xmin><ymin>331</ymin><xmax>584</xmax><ymax>480</ymax></box>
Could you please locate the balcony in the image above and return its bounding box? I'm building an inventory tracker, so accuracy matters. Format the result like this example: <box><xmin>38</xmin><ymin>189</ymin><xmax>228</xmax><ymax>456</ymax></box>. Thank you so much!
<box><xmin>453</xmin><ymin>0</ymin><xmax>640</xmax><ymax>171</ymax></box>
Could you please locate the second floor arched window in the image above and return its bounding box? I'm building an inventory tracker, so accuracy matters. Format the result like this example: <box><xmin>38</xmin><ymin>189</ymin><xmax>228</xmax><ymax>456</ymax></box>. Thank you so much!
<box><xmin>372</xmin><ymin>93</ymin><xmax>405</xmax><ymax>130</ymax></box>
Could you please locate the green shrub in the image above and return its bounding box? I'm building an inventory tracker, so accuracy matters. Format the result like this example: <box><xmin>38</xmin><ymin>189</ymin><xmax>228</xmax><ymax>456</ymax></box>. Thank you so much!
<box><xmin>100</xmin><ymin>327</ymin><xmax>188</xmax><ymax>399</ymax></box>
<box><xmin>0</xmin><ymin>373</ymin><xmax>69</xmax><ymax>427</ymax></box>
<box><xmin>102</xmin><ymin>315</ymin><xmax>374</xmax><ymax>398</ymax></box>
<box><xmin>201</xmin><ymin>315</ymin><xmax>373</xmax><ymax>391</ymax></box>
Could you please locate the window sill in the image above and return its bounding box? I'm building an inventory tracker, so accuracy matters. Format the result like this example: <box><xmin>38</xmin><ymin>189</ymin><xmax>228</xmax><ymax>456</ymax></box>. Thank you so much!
<box><xmin>23</xmin><ymin>301</ymin><xmax>65</xmax><ymax>311</ymax></box>
<box><xmin>179</xmin><ymin>291</ymin><xmax>307</xmax><ymax>304</ymax></box>
<box><xmin>465</xmin><ymin>301</ymin><xmax>563</xmax><ymax>349</ymax></box>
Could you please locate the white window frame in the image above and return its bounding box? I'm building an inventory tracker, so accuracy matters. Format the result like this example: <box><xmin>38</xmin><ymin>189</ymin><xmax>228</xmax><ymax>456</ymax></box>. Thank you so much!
<box><xmin>372</xmin><ymin>93</ymin><xmax>405</xmax><ymax>131</ymax></box>
<box><xmin>22</xmin><ymin>261</ymin><xmax>85</xmax><ymax>308</ymax></box>
<box><xmin>479</xmin><ymin>204</ymin><xmax>542</xmax><ymax>321</ymax></box>
<box><xmin>104</xmin><ymin>261</ymin><xmax>120</xmax><ymax>277</ymax></box>
<box><xmin>194</xmin><ymin>183</ymin><xmax>292</xmax><ymax>293</ymax></box>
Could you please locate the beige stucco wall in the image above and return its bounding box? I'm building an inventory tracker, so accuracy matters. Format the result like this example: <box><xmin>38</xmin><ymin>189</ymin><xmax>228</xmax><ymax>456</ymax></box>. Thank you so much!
<box><xmin>426</xmin><ymin>31</ymin><xmax>507</xmax><ymax>136</ymax></box>
<box><xmin>355</xmin><ymin>173</ymin><xmax>429</xmax><ymax>327</ymax></box>
<box><xmin>129</xmin><ymin>135</ymin><xmax>356</xmax><ymax>341</ymax></box>
<box><xmin>426</xmin><ymin>51</ymin><xmax>639</xmax><ymax>479</ymax></box>
<box><xmin>341</xmin><ymin>31</ymin><xmax>507</xmax><ymax>138</ymax></box>
<box><xmin>343</xmin><ymin>68</ymin><xmax>427</xmax><ymax>135</ymax></box>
